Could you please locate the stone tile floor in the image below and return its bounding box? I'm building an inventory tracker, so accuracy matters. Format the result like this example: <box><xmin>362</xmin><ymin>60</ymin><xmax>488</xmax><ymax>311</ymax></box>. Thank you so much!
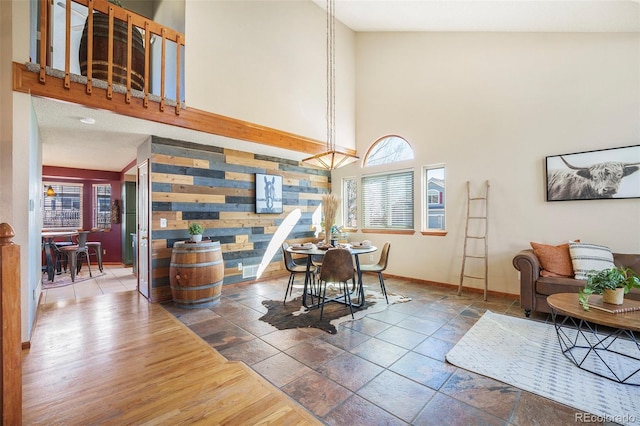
<box><xmin>163</xmin><ymin>275</ymin><xmax>588</xmax><ymax>425</ymax></box>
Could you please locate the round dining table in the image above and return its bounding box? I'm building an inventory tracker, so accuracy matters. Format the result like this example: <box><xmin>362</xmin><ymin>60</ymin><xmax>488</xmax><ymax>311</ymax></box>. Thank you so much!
<box><xmin>286</xmin><ymin>244</ymin><xmax>377</xmax><ymax>309</ymax></box>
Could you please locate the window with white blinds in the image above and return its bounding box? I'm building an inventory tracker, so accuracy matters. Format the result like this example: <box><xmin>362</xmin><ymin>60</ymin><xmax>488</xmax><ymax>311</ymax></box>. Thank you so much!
<box><xmin>93</xmin><ymin>184</ymin><xmax>112</xmax><ymax>229</ymax></box>
<box><xmin>362</xmin><ymin>170</ymin><xmax>414</xmax><ymax>229</ymax></box>
<box><xmin>42</xmin><ymin>183</ymin><xmax>83</xmax><ymax>229</ymax></box>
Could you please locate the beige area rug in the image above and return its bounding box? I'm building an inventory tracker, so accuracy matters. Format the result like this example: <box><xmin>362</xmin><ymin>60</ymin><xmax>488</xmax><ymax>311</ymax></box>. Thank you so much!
<box><xmin>42</xmin><ymin>270</ymin><xmax>106</xmax><ymax>289</ymax></box>
<box><xmin>446</xmin><ymin>311</ymin><xmax>640</xmax><ymax>425</ymax></box>
<box><xmin>260</xmin><ymin>286</ymin><xmax>411</xmax><ymax>334</ymax></box>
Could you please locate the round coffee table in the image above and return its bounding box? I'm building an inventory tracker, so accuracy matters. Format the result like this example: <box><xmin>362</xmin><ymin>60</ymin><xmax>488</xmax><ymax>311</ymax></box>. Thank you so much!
<box><xmin>547</xmin><ymin>293</ymin><xmax>640</xmax><ymax>385</ymax></box>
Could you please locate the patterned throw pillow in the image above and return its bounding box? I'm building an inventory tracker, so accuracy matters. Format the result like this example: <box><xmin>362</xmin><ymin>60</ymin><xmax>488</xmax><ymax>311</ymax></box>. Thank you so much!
<box><xmin>569</xmin><ymin>242</ymin><xmax>615</xmax><ymax>280</ymax></box>
<box><xmin>530</xmin><ymin>242</ymin><xmax>575</xmax><ymax>277</ymax></box>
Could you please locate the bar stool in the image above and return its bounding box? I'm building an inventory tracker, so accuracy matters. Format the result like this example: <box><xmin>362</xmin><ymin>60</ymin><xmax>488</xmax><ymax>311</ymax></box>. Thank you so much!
<box><xmin>86</xmin><ymin>241</ymin><xmax>103</xmax><ymax>272</ymax></box>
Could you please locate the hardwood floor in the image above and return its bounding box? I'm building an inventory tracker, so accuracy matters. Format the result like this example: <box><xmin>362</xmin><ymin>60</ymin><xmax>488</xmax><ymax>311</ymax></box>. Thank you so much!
<box><xmin>23</xmin><ymin>290</ymin><xmax>319</xmax><ymax>424</ymax></box>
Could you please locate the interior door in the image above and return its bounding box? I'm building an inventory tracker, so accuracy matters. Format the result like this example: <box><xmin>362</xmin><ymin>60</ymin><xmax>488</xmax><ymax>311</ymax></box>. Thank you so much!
<box><xmin>137</xmin><ymin>160</ymin><xmax>150</xmax><ymax>299</ymax></box>
<box><xmin>122</xmin><ymin>181</ymin><xmax>137</xmax><ymax>266</ymax></box>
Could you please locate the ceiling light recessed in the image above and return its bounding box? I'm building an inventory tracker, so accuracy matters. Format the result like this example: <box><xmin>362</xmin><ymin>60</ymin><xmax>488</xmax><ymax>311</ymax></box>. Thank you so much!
<box><xmin>80</xmin><ymin>117</ymin><xmax>96</xmax><ymax>125</ymax></box>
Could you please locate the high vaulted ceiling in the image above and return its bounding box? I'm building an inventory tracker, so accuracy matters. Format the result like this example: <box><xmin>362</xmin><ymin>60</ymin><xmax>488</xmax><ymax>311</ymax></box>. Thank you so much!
<box><xmin>318</xmin><ymin>0</ymin><xmax>640</xmax><ymax>33</ymax></box>
<box><xmin>36</xmin><ymin>0</ymin><xmax>640</xmax><ymax>173</ymax></box>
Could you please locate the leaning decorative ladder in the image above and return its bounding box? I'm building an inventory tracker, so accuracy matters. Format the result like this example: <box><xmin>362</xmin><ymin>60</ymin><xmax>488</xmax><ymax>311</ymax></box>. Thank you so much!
<box><xmin>458</xmin><ymin>180</ymin><xmax>490</xmax><ymax>301</ymax></box>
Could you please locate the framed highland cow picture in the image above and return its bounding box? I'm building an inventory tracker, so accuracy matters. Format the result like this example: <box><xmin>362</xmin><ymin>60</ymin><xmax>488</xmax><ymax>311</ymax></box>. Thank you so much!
<box><xmin>545</xmin><ymin>145</ymin><xmax>640</xmax><ymax>201</ymax></box>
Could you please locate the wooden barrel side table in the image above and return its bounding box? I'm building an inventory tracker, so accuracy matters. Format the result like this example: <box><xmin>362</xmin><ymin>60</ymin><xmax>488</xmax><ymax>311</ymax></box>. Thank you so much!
<box><xmin>169</xmin><ymin>240</ymin><xmax>224</xmax><ymax>309</ymax></box>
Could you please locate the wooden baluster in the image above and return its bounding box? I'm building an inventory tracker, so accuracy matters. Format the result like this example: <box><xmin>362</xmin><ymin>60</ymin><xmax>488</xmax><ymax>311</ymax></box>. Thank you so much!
<box><xmin>160</xmin><ymin>28</ymin><xmax>166</xmax><ymax>112</ymax></box>
<box><xmin>143</xmin><ymin>21</ymin><xmax>150</xmax><ymax>108</ymax></box>
<box><xmin>126</xmin><ymin>14</ymin><xmax>133</xmax><ymax>104</ymax></box>
<box><xmin>64</xmin><ymin>0</ymin><xmax>71</xmax><ymax>88</ymax></box>
<box><xmin>39</xmin><ymin>0</ymin><xmax>48</xmax><ymax>83</ymax></box>
<box><xmin>86</xmin><ymin>0</ymin><xmax>94</xmax><ymax>94</ymax></box>
<box><xmin>175</xmin><ymin>33</ymin><xmax>181</xmax><ymax>115</ymax></box>
<box><xmin>107</xmin><ymin>5</ymin><xmax>114</xmax><ymax>100</ymax></box>
<box><xmin>0</xmin><ymin>223</ymin><xmax>22</xmax><ymax>425</ymax></box>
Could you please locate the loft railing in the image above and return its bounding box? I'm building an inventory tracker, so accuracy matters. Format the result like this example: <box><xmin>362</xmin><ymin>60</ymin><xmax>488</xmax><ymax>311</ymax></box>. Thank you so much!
<box><xmin>15</xmin><ymin>0</ymin><xmax>334</xmax><ymax>158</ymax></box>
<box><xmin>39</xmin><ymin>0</ymin><xmax>186</xmax><ymax>114</ymax></box>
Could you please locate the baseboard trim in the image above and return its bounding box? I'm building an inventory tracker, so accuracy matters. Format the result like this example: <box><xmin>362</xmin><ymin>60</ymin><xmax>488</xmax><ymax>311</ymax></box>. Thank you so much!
<box><xmin>367</xmin><ymin>272</ymin><xmax>518</xmax><ymax>300</ymax></box>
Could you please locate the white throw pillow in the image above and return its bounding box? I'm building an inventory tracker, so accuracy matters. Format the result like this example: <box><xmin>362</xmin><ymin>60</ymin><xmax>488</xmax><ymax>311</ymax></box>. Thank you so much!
<box><xmin>568</xmin><ymin>242</ymin><xmax>615</xmax><ymax>280</ymax></box>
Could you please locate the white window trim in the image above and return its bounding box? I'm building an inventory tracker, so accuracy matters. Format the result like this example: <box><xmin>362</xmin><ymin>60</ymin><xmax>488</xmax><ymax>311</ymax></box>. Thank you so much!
<box><xmin>341</xmin><ymin>176</ymin><xmax>358</xmax><ymax>229</ymax></box>
<box><xmin>422</xmin><ymin>164</ymin><xmax>446</xmax><ymax>233</ymax></box>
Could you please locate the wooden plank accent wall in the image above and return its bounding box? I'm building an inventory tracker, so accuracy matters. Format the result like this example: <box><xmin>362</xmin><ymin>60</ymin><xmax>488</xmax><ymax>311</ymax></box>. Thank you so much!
<box><xmin>149</xmin><ymin>137</ymin><xmax>330</xmax><ymax>302</ymax></box>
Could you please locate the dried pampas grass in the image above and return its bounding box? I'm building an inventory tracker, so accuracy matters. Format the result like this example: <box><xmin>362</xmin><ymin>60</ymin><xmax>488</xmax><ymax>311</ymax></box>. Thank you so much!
<box><xmin>322</xmin><ymin>193</ymin><xmax>340</xmax><ymax>245</ymax></box>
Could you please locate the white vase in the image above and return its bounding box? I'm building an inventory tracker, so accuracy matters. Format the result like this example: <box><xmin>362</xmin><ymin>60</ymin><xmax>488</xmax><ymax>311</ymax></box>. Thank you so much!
<box><xmin>191</xmin><ymin>234</ymin><xmax>203</xmax><ymax>243</ymax></box>
<box><xmin>602</xmin><ymin>288</ymin><xmax>624</xmax><ymax>305</ymax></box>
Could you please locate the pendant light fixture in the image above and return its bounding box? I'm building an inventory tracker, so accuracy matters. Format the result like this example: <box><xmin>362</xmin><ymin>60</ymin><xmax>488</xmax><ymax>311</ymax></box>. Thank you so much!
<box><xmin>302</xmin><ymin>0</ymin><xmax>359</xmax><ymax>170</ymax></box>
<box><xmin>46</xmin><ymin>185</ymin><xmax>57</xmax><ymax>197</ymax></box>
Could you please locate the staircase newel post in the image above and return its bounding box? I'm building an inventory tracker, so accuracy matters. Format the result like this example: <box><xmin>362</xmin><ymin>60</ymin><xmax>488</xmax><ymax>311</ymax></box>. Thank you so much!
<box><xmin>0</xmin><ymin>223</ymin><xmax>22</xmax><ymax>425</ymax></box>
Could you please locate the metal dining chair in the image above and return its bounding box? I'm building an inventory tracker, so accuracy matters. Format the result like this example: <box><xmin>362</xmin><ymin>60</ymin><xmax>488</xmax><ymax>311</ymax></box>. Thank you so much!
<box><xmin>52</xmin><ymin>234</ymin><xmax>76</xmax><ymax>275</ymax></box>
<box><xmin>59</xmin><ymin>231</ymin><xmax>92</xmax><ymax>282</ymax></box>
<box><xmin>282</xmin><ymin>242</ymin><xmax>316</xmax><ymax>304</ymax></box>
<box><xmin>358</xmin><ymin>241</ymin><xmax>391</xmax><ymax>303</ymax></box>
<box><xmin>318</xmin><ymin>248</ymin><xmax>356</xmax><ymax>320</ymax></box>
<box><xmin>52</xmin><ymin>243</ymin><xmax>70</xmax><ymax>275</ymax></box>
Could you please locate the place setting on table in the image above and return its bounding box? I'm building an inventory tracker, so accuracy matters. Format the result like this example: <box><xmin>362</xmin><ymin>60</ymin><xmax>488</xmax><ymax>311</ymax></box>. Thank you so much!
<box><xmin>286</xmin><ymin>240</ymin><xmax>377</xmax><ymax>303</ymax></box>
<box><xmin>260</xmin><ymin>239</ymin><xmax>410</xmax><ymax>334</ymax></box>
<box><xmin>288</xmin><ymin>239</ymin><xmax>374</xmax><ymax>252</ymax></box>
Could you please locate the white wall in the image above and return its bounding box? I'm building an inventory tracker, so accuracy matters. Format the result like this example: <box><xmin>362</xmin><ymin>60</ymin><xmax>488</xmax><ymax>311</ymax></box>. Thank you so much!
<box><xmin>2</xmin><ymin>0</ymin><xmax>44</xmax><ymax>343</ymax></box>
<box><xmin>332</xmin><ymin>32</ymin><xmax>640</xmax><ymax>296</ymax></box>
<box><xmin>185</xmin><ymin>0</ymin><xmax>356</xmax><ymax>150</ymax></box>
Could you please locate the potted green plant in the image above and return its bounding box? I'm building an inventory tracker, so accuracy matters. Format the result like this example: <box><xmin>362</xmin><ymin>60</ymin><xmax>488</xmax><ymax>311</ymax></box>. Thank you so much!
<box><xmin>579</xmin><ymin>266</ymin><xmax>640</xmax><ymax>310</ymax></box>
<box><xmin>188</xmin><ymin>223</ymin><xmax>204</xmax><ymax>243</ymax></box>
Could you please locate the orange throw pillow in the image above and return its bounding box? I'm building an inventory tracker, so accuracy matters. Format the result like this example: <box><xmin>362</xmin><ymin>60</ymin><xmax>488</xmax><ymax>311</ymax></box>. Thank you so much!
<box><xmin>530</xmin><ymin>242</ymin><xmax>575</xmax><ymax>277</ymax></box>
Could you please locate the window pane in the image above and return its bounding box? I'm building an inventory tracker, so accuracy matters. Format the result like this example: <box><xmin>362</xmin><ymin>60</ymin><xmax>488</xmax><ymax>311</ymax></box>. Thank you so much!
<box><xmin>365</xmin><ymin>136</ymin><xmax>414</xmax><ymax>167</ymax></box>
<box><xmin>43</xmin><ymin>183</ymin><xmax>83</xmax><ymax>229</ymax></box>
<box><xmin>362</xmin><ymin>170</ymin><xmax>414</xmax><ymax>229</ymax></box>
<box><xmin>424</xmin><ymin>166</ymin><xmax>446</xmax><ymax>230</ymax></box>
<box><xmin>93</xmin><ymin>184</ymin><xmax>112</xmax><ymax>229</ymax></box>
<box><xmin>342</xmin><ymin>177</ymin><xmax>357</xmax><ymax>228</ymax></box>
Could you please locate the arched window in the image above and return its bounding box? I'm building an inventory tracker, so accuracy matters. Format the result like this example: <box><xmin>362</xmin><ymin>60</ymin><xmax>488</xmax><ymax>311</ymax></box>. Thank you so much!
<box><xmin>364</xmin><ymin>135</ymin><xmax>414</xmax><ymax>167</ymax></box>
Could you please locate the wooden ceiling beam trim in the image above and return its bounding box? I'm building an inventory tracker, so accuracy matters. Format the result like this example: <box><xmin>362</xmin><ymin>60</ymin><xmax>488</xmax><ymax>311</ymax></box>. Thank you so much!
<box><xmin>13</xmin><ymin>62</ymin><xmax>356</xmax><ymax>157</ymax></box>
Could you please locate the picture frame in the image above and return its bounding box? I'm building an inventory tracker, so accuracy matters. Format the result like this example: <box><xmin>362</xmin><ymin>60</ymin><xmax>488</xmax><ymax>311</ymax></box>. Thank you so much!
<box><xmin>545</xmin><ymin>144</ymin><xmax>640</xmax><ymax>201</ymax></box>
<box><xmin>255</xmin><ymin>173</ymin><xmax>283</xmax><ymax>214</ymax></box>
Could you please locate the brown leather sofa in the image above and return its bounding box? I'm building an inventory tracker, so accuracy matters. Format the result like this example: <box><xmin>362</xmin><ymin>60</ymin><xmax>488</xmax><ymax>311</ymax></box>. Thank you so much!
<box><xmin>513</xmin><ymin>250</ymin><xmax>640</xmax><ymax>317</ymax></box>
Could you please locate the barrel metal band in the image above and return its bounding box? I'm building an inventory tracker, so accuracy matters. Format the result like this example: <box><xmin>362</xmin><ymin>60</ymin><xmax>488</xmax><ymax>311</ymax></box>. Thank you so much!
<box><xmin>170</xmin><ymin>279</ymin><xmax>223</xmax><ymax>291</ymax></box>
<box><xmin>170</xmin><ymin>260</ymin><xmax>223</xmax><ymax>268</ymax></box>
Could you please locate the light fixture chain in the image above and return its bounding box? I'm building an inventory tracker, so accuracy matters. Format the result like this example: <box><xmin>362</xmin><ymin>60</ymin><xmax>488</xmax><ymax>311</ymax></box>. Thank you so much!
<box><xmin>327</xmin><ymin>0</ymin><xmax>336</xmax><ymax>151</ymax></box>
<box><xmin>302</xmin><ymin>0</ymin><xmax>359</xmax><ymax>170</ymax></box>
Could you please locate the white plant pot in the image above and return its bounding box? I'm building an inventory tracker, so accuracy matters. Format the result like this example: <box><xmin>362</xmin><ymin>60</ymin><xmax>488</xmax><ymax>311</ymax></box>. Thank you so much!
<box><xmin>602</xmin><ymin>288</ymin><xmax>624</xmax><ymax>305</ymax></box>
<box><xmin>191</xmin><ymin>234</ymin><xmax>203</xmax><ymax>243</ymax></box>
